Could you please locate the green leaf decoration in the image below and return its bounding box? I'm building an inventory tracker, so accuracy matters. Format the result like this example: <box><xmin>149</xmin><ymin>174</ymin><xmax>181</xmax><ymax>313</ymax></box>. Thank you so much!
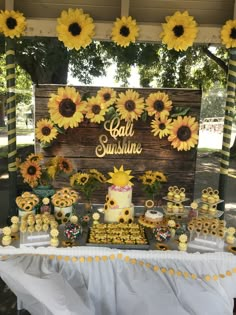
<box><xmin>170</xmin><ymin>106</ymin><xmax>190</xmax><ymax>118</ymax></box>
<box><xmin>141</xmin><ymin>110</ymin><xmax>148</xmax><ymax>122</ymax></box>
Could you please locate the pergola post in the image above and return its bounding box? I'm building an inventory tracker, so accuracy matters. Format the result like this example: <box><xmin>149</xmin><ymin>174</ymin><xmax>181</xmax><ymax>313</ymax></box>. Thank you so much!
<box><xmin>218</xmin><ymin>48</ymin><xmax>236</xmax><ymax>212</ymax></box>
<box><xmin>6</xmin><ymin>38</ymin><xmax>17</xmax><ymax>219</ymax></box>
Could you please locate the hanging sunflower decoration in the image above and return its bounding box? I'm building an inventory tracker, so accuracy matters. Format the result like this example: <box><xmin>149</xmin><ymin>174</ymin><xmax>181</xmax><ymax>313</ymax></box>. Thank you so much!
<box><xmin>221</xmin><ymin>19</ymin><xmax>236</xmax><ymax>48</ymax></box>
<box><xmin>20</xmin><ymin>160</ymin><xmax>42</xmax><ymax>188</ymax></box>
<box><xmin>0</xmin><ymin>10</ymin><xmax>26</xmax><ymax>38</ymax></box>
<box><xmin>168</xmin><ymin>116</ymin><xmax>199</xmax><ymax>151</ymax></box>
<box><xmin>160</xmin><ymin>11</ymin><xmax>198</xmax><ymax>51</ymax></box>
<box><xmin>35</xmin><ymin>119</ymin><xmax>58</xmax><ymax>144</ymax></box>
<box><xmin>56</xmin><ymin>8</ymin><xmax>95</xmax><ymax>50</ymax></box>
<box><xmin>151</xmin><ymin>117</ymin><xmax>172</xmax><ymax>139</ymax></box>
<box><xmin>111</xmin><ymin>16</ymin><xmax>139</xmax><ymax>47</ymax></box>
<box><xmin>116</xmin><ymin>89</ymin><xmax>144</xmax><ymax>121</ymax></box>
<box><xmin>96</xmin><ymin>87</ymin><xmax>117</xmax><ymax>108</ymax></box>
<box><xmin>145</xmin><ymin>92</ymin><xmax>173</xmax><ymax>119</ymax></box>
<box><xmin>48</xmin><ymin>86</ymin><xmax>86</xmax><ymax>129</ymax></box>
<box><xmin>85</xmin><ymin>96</ymin><xmax>107</xmax><ymax>123</ymax></box>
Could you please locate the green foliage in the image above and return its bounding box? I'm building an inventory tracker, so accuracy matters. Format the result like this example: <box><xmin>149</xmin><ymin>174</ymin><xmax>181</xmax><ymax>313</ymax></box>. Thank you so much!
<box><xmin>201</xmin><ymin>83</ymin><xmax>226</xmax><ymax>119</ymax></box>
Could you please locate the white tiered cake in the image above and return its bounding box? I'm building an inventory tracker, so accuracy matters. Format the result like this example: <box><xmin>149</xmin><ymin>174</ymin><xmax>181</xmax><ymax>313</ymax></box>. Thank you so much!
<box><xmin>104</xmin><ymin>166</ymin><xmax>134</xmax><ymax>223</ymax></box>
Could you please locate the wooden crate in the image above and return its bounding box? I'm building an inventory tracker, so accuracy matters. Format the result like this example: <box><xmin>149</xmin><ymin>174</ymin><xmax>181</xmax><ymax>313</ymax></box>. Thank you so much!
<box><xmin>35</xmin><ymin>85</ymin><xmax>201</xmax><ymax>205</ymax></box>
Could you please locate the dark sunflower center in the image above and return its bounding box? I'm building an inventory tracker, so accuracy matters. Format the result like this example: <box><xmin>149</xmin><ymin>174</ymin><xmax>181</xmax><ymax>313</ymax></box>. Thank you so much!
<box><xmin>59</xmin><ymin>98</ymin><xmax>76</xmax><ymax>117</ymax></box>
<box><xmin>146</xmin><ymin>178</ymin><xmax>153</xmax><ymax>184</ymax></box>
<box><xmin>119</xmin><ymin>217</ymin><xmax>125</xmax><ymax>223</ymax></box>
<box><xmin>110</xmin><ymin>200</ymin><xmax>115</xmax><ymax>205</ymax></box>
<box><xmin>153</xmin><ymin>100</ymin><xmax>164</xmax><ymax>112</ymax></box>
<box><xmin>62</xmin><ymin>161</ymin><xmax>69</xmax><ymax>170</ymax></box>
<box><xmin>124</xmin><ymin>210</ymin><xmax>129</xmax><ymax>215</ymax></box>
<box><xmin>92</xmin><ymin>104</ymin><xmax>101</xmax><ymax>114</ymax></box>
<box><xmin>120</xmin><ymin>26</ymin><xmax>130</xmax><ymax>37</ymax></box>
<box><xmin>27</xmin><ymin>166</ymin><xmax>37</xmax><ymax>175</ymax></box>
<box><xmin>177</xmin><ymin>126</ymin><xmax>191</xmax><ymax>141</ymax></box>
<box><xmin>103</xmin><ymin>93</ymin><xmax>111</xmax><ymax>101</ymax></box>
<box><xmin>81</xmin><ymin>177</ymin><xmax>87</xmax><ymax>183</ymax></box>
<box><xmin>42</xmin><ymin>126</ymin><xmax>51</xmax><ymax>136</ymax></box>
<box><xmin>159</xmin><ymin>123</ymin><xmax>166</xmax><ymax>130</ymax></box>
<box><xmin>57</xmin><ymin>212</ymin><xmax>63</xmax><ymax>217</ymax></box>
<box><xmin>6</xmin><ymin>17</ymin><xmax>17</xmax><ymax>29</ymax></box>
<box><xmin>68</xmin><ymin>22</ymin><xmax>81</xmax><ymax>36</ymax></box>
<box><xmin>156</xmin><ymin>175</ymin><xmax>162</xmax><ymax>180</ymax></box>
<box><xmin>173</xmin><ymin>25</ymin><xmax>184</xmax><ymax>37</ymax></box>
<box><xmin>230</xmin><ymin>27</ymin><xmax>236</xmax><ymax>39</ymax></box>
<box><xmin>125</xmin><ymin>100</ymin><xmax>135</xmax><ymax>111</ymax></box>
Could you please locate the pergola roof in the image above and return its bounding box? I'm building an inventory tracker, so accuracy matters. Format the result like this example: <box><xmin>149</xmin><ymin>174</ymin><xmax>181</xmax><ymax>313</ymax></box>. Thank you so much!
<box><xmin>0</xmin><ymin>0</ymin><xmax>236</xmax><ymax>44</ymax></box>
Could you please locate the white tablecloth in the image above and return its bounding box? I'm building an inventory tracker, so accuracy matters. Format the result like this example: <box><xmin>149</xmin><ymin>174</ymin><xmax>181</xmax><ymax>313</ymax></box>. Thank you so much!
<box><xmin>0</xmin><ymin>246</ymin><xmax>236</xmax><ymax>315</ymax></box>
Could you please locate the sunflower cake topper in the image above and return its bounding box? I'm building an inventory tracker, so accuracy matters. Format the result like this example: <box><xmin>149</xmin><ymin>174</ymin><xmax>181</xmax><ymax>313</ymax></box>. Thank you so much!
<box><xmin>57</xmin><ymin>8</ymin><xmax>95</xmax><ymax>50</ymax></box>
<box><xmin>160</xmin><ymin>11</ymin><xmax>198</xmax><ymax>51</ymax></box>
<box><xmin>107</xmin><ymin>166</ymin><xmax>133</xmax><ymax>187</ymax></box>
<box><xmin>0</xmin><ymin>10</ymin><xmax>26</xmax><ymax>38</ymax></box>
<box><xmin>111</xmin><ymin>16</ymin><xmax>139</xmax><ymax>47</ymax></box>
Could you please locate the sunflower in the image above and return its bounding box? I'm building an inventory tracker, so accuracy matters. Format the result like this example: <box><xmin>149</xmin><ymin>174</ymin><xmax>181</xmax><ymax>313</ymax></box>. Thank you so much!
<box><xmin>96</xmin><ymin>87</ymin><xmax>117</xmax><ymax>108</ymax></box>
<box><xmin>20</xmin><ymin>160</ymin><xmax>42</xmax><ymax>187</ymax></box>
<box><xmin>107</xmin><ymin>165</ymin><xmax>133</xmax><ymax>187</ymax></box>
<box><xmin>0</xmin><ymin>10</ymin><xmax>26</xmax><ymax>38</ymax></box>
<box><xmin>26</xmin><ymin>153</ymin><xmax>44</xmax><ymax>163</ymax></box>
<box><xmin>151</xmin><ymin>117</ymin><xmax>172</xmax><ymax>139</ymax></box>
<box><xmin>168</xmin><ymin>116</ymin><xmax>199</xmax><ymax>151</ymax></box>
<box><xmin>35</xmin><ymin>119</ymin><xmax>58</xmax><ymax>144</ymax></box>
<box><xmin>139</xmin><ymin>174</ymin><xmax>155</xmax><ymax>186</ymax></box>
<box><xmin>116</xmin><ymin>89</ymin><xmax>144</xmax><ymax>121</ymax></box>
<box><xmin>56</xmin><ymin>8</ymin><xmax>95</xmax><ymax>50</ymax></box>
<box><xmin>221</xmin><ymin>19</ymin><xmax>236</xmax><ymax>48</ymax></box>
<box><xmin>58</xmin><ymin>157</ymin><xmax>73</xmax><ymax>174</ymax></box>
<box><xmin>160</xmin><ymin>11</ymin><xmax>198</xmax><ymax>51</ymax></box>
<box><xmin>154</xmin><ymin>171</ymin><xmax>167</xmax><ymax>182</ymax></box>
<box><xmin>77</xmin><ymin>173</ymin><xmax>90</xmax><ymax>185</ymax></box>
<box><xmin>111</xmin><ymin>16</ymin><xmax>139</xmax><ymax>47</ymax></box>
<box><xmin>145</xmin><ymin>92</ymin><xmax>172</xmax><ymax>119</ymax></box>
<box><xmin>85</xmin><ymin>96</ymin><xmax>107</xmax><ymax>123</ymax></box>
<box><xmin>108</xmin><ymin>198</ymin><xmax>117</xmax><ymax>208</ymax></box>
<box><xmin>48</xmin><ymin>86</ymin><xmax>86</xmax><ymax>129</ymax></box>
<box><xmin>92</xmin><ymin>171</ymin><xmax>107</xmax><ymax>183</ymax></box>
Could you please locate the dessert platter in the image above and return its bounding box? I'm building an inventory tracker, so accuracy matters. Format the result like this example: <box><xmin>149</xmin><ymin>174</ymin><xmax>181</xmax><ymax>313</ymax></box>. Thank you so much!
<box><xmin>162</xmin><ymin>186</ymin><xmax>190</xmax><ymax>217</ymax></box>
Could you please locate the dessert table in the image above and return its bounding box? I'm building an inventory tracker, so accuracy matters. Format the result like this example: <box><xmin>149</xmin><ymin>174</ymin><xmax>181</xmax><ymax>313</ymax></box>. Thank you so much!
<box><xmin>0</xmin><ymin>246</ymin><xmax>236</xmax><ymax>315</ymax></box>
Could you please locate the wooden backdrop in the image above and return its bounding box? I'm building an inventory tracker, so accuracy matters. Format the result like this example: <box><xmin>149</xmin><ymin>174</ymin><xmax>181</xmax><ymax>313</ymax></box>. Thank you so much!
<box><xmin>35</xmin><ymin>85</ymin><xmax>201</xmax><ymax>205</ymax></box>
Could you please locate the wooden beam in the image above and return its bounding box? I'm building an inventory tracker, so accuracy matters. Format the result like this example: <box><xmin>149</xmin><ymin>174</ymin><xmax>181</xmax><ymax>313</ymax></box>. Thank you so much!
<box><xmin>5</xmin><ymin>0</ymin><xmax>14</xmax><ymax>10</ymax></box>
<box><xmin>25</xmin><ymin>18</ymin><xmax>222</xmax><ymax>44</ymax></box>
<box><xmin>121</xmin><ymin>0</ymin><xmax>130</xmax><ymax>17</ymax></box>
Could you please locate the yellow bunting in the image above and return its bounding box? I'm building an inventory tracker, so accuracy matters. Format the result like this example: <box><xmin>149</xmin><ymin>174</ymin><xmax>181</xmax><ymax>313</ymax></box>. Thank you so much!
<box><xmin>146</xmin><ymin>263</ymin><xmax>151</xmax><ymax>268</ymax></box>
<box><xmin>176</xmin><ymin>271</ymin><xmax>182</xmax><ymax>277</ymax></box>
<box><xmin>71</xmin><ymin>257</ymin><xmax>78</xmax><ymax>263</ymax></box>
<box><xmin>95</xmin><ymin>256</ymin><xmax>100</xmax><ymax>262</ymax></box>
<box><xmin>130</xmin><ymin>259</ymin><xmax>136</xmax><ymax>265</ymax></box>
<box><xmin>102</xmin><ymin>256</ymin><xmax>108</xmax><ymax>261</ymax></box>
<box><xmin>109</xmin><ymin>254</ymin><xmax>115</xmax><ymax>261</ymax></box>
<box><xmin>183</xmin><ymin>272</ymin><xmax>189</xmax><ymax>278</ymax></box>
<box><xmin>79</xmin><ymin>257</ymin><xmax>85</xmax><ymax>263</ymax></box>
<box><xmin>57</xmin><ymin>255</ymin><xmax>62</xmax><ymax>260</ymax></box>
<box><xmin>139</xmin><ymin>261</ymin><xmax>144</xmax><ymax>266</ymax></box>
<box><xmin>226</xmin><ymin>270</ymin><xmax>232</xmax><ymax>276</ymax></box>
<box><xmin>124</xmin><ymin>256</ymin><xmax>130</xmax><ymax>262</ymax></box>
<box><xmin>64</xmin><ymin>256</ymin><xmax>70</xmax><ymax>262</ymax></box>
<box><xmin>49</xmin><ymin>255</ymin><xmax>55</xmax><ymax>260</ymax></box>
<box><xmin>219</xmin><ymin>274</ymin><xmax>225</xmax><ymax>279</ymax></box>
<box><xmin>117</xmin><ymin>253</ymin><xmax>123</xmax><ymax>260</ymax></box>
<box><xmin>205</xmin><ymin>275</ymin><xmax>211</xmax><ymax>281</ymax></box>
<box><xmin>168</xmin><ymin>268</ymin><xmax>175</xmax><ymax>275</ymax></box>
<box><xmin>213</xmin><ymin>275</ymin><xmax>219</xmax><ymax>281</ymax></box>
<box><xmin>232</xmin><ymin>268</ymin><xmax>236</xmax><ymax>273</ymax></box>
<box><xmin>153</xmin><ymin>265</ymin><xmax>159</xmax><ymax>272</ymax></box>
<box><xmin>161</xmin><ymin>267</ymin><xmax>167</xmax><ymax>273</ymax></box>
<box><xmin>87</xmin><ymin>256</ymin><xmax>93</xmax><ymax>262</ymax></box>
<box><xmin>191</xmin><ymin>274</ymin><xmax>197</xmax><ymax>280</ymax></box>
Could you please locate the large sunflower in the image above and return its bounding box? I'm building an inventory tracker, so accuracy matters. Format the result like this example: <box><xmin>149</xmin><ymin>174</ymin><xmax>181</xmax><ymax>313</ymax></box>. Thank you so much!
<box><xmin>154</xmin><ymin>171</ymin><xmax>167</xmax><ymax>182</ymax></box>
<box><xmin>57</xmin><ymin>8</ymin><xmax>95</xmax><ymax>50</ymax></box>
<box><xmin>0</xmin><ymin>10</ymin><xmax>26</xmax><ymax>38</ymax></box>
<box><xmin>48</xmin><ymin>86</ymin><xmax>86</xmax><ymax>129</ymax></box>
<box><xmin>26</xmin><ymin>153</ymin><xmax>44</xmax><ymax>163</ymax></box>
<box><xmin>111</xmin><ymin>16</ymin><xmax>139</xmax><ymax>47</ymax></box>
<box><xmin>146</xmin><ymin>92</ymin><xmax>172</xmax><ymax>119</ymax></box>
<box><xmin>160</xmin><ymin>11</ymin><xmax>198</xmax><ymax>51</ymax></box>
<box><xmin>96</xmin><ymin>87</ymin><xmax>117</xmax><ymax>108</ymax></box>
<box><xmin>116</xmin><ymin>89</ymin><xmax>144</xmax><ymax>121</ymax></box>
<box><xmin>168</xmin><ymin>116</ymin><xmax>199</xmax><ymax>151</ymax></box>
<box><xmin>35</xmin><ymin>119</ymin><xmax>58</xmax><ymax>144</ymax></box>
<box><xmin>221</xmin><ymin>19</ymin><xmax>236</xmax><ymax>48</ymax></box>
<box><xmin>20</xmin><ymin>160</ymin><xmax>42</xmax><ymax>187</ymax></box>
<box><xmin>151</xmin><ymin>117</ymin><xmax>172</xmax><ymax>139</ymax></box>
<box><xmin>85</xmin><ymin>96</ymin><xmax>107</xmax><ymax>123</ymax></box>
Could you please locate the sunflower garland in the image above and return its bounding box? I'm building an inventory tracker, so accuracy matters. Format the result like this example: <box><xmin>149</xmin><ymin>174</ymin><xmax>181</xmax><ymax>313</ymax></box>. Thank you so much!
<box><xmin>57</xmin><ymin>8</ymin><xmax>95</xmax><ymax>50</ymax></box>
<box><xmin>145</xmin><ymin>92</ymin><xmax>173</xmax><ymax>119</ymax></box>
<box><xmin>35</xmin><ymin>119</ymin><xmax>58</xmax><ymax>145</ymax></box>
<box><xmin>0</xmin><ymin>10</ymin><xmax>26</xmax><ymax>38</ymax></box>
<box><xmin>48</xmin><ymin>86</ymin><xmax>86</xmax><ymax>129</ymax></box>
<box><xmin>221</xmin><ymin>19</ymin><xmax>236</xmax><ymax>48</ymax></box>
<box><xmin>85</xmin><ymin>96</ymin><xmax>108</xmax><ymax>123</ymax></box>
<box><xmin>168</xmin><ymin>116</ymin><xmax>199</xmax><ymax>151</ymax></box>
<box><xmin>96</xmin><ymin>87</ymin><xmax>117</xmax><ymax>108</ymax></box>
<box><xmin>111</xmin><ymin>16</ymin><xmax>139</xmax><ymax>47</ymax></box>
<box><xmin>160</xmin><ymin>11</ymin><xmax>198</xmax><ymax>51</ymax></box>
<box><xmin>151</xmin><ymin>117</ymin><xmax>172</xmax><ymax>139</ymax></box>
<box><xmin>116</xmin><ymin>89</ymin><xmax>145</xmax><ymax>121</ymax></box>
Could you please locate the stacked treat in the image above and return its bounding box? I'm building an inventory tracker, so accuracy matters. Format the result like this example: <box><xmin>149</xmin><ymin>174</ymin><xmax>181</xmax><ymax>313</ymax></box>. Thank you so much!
<box><xmin>199</xmin><ymin>187</ymin><xmax>220</xmax><ymax>216</ymax></box>
<box><xmin>165</xmin><ymin>186</ymin><xmax>188</xmax><ymax>214</ymax></box>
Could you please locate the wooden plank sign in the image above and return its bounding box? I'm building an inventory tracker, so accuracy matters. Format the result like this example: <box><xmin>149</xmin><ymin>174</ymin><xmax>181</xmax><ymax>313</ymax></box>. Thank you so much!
<box><xmin>35</xmin><ymin>85</ymin><xmax>201</xmax><ymax>205</ymax></box>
